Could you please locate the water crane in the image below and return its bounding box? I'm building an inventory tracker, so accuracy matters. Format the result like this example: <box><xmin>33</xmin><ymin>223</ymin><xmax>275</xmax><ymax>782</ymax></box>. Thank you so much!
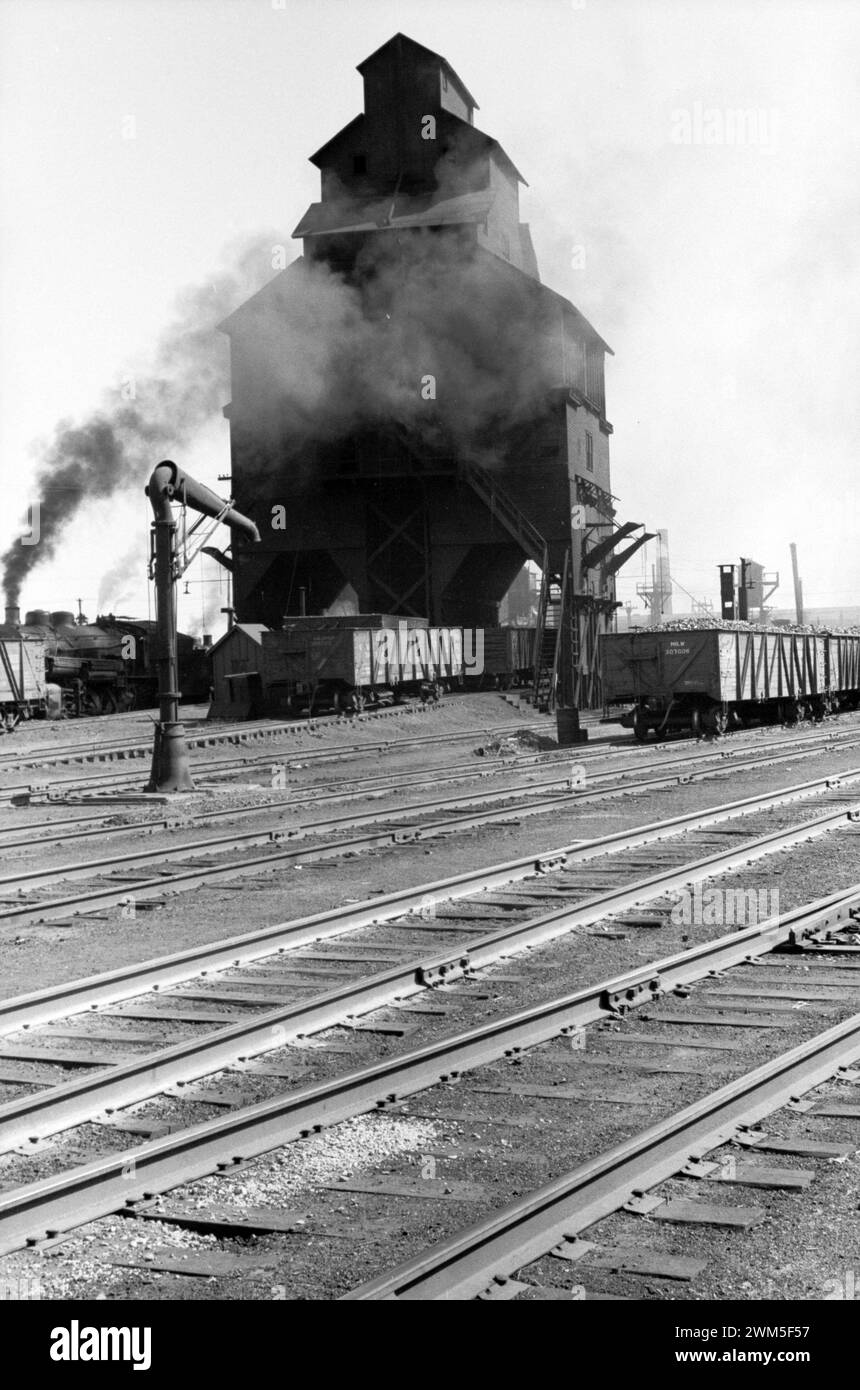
<box><xmin>144</xmin><ymin>460</ymin><xmax>260</xmax><ymax>792</ymax></box>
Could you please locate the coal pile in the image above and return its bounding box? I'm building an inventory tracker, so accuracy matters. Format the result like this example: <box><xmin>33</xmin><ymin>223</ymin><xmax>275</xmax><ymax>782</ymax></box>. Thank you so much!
<box><xmin>640</xmin><ymin>618</ymin><xmax>860</xmax><ymax>637</ymax></box>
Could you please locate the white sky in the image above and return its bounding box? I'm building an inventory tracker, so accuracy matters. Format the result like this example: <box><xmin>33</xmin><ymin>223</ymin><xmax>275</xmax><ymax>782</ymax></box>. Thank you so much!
<box><xmin>1</xmin><ymin>0</ymin><xmax>858</xmax><ymax>633</ymax></box>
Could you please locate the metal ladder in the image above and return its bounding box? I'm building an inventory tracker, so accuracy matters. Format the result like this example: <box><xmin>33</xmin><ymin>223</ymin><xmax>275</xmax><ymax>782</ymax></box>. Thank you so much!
<box><xmin>458</xmin><ymin>458</ymin><xmax>547</xmax><ymax>570</ymax></box>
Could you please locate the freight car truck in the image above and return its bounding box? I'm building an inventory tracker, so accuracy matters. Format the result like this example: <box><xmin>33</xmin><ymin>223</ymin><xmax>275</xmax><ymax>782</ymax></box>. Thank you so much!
<box><xmin>600</xmin><ymin>627</ymin><xmax>860</xmax><ymax>740</ymax></box>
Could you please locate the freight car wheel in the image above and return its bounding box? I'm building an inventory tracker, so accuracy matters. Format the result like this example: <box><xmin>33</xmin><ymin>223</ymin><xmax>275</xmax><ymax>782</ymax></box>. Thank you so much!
<box><xmin>703</xmin><ymin>705</ymin><xmax>728</xmax><ymax>737</ymax></box>
<box><xmin>80</xmin><ymin>692</ymin><xmax>102</xmax><ymax>716</ymax></box>
<box><xmin>632</xmin><ymin>710</ymin><xmax>650</xmax><ymax>742</ymax></box>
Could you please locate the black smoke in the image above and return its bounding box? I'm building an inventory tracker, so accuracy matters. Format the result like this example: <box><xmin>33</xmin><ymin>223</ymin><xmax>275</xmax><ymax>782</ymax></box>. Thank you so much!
<box><xmin>1</xmin><ymin>236</ymin><xmax>281</xmax><ymax>607</ymax></box>
<box><xmin>4</xmin><ymin>222</ymin><xmax>570</xmax><ymax>605</ymax></box>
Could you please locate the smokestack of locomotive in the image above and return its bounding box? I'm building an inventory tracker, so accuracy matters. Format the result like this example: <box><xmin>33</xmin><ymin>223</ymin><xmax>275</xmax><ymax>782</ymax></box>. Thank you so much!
<box><xmin>220</xmin><ymin>33</ymin><xmax>648</xmax><ymax>712</ymax></box>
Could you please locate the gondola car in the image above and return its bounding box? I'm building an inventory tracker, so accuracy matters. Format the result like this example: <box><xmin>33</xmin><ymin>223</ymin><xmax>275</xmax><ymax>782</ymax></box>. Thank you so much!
<box><xmin>470</xmin><ymin>626</ymin><xmax>535</xmax><ymax>689</ymax></box>
<box><xmin>0</xmin><ymin>624</ymin><xmax>52</xmax><ymax>730</ymax></box>
<box><xmin>601</xmin><ymin>625</ymin><xmax>860</xmax><ymax>739</ymax></box>
<box><xmin>260</xmin><ymin>615</ymin><xmax>464</xmax><ymax>713</ymax></box>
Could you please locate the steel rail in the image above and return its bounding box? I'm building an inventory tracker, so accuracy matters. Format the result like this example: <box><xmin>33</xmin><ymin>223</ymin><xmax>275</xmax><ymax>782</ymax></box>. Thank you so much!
<box><xmin>0</xmin><ymin>730</ymin><xmax>756</xmax><ymax>848</ymax></box>
<box><xmin>3</xmin><ymin>772</ymin><xmax>854</xmax><ymax>1036</ymax></box>
<box><xmin>4</xmin><ymin>735</ymin><xmax>860</xmax><ymax>917</ymax></box>
<box><xmin>0</xmin><ymin>858</ymin><xmax>852</xmax><ymax>1152</ymax></box>
<box><xmin>0</xmin><ymin>887</ymin><xmax>856</xmax><ymax>1257</ymax></box>
<box><xmin>0</xmin><ymin>717</ymin><xmax>552</xmax><ymax>791</ymax></box>
<box><xmin>1</xmin><ymin>765</ymin><xmax>858</xmax><ymax>933</ymax></box>
<box><xmin>0</xmin><ymin>814</ymin><xmax>858</xmax><ymax>1150</ymax></box>
<box><xmin>0</xmin><ymin>705</ymin><xmax>443</xmax><ymax>771</ymax></box>
<box><xmin>0</xmin><ymin>768</ymin><xmax>856</xmax><ymax>934</ymax></box>
<box><xmin>3</xmin><ymin>713</ymin><xmax>858</xmax><ymax>809</ymax></box>
<box><xmin>4</xmin><ymin>705</ymin><xmax>858</xmax><ymax>778</ymax></box>
<box><xmin>343</xmin><ymin>1010</ymin><xmax>860</xmax><ymax>1300</ymax></box>
<box><xmin>4</xmin><ymin>722</ymin><xmax>859</xmax><ymax>853</ymax></box>
<box><xmin>0</xmin><ymin>743</ymin><xmax>585</xmax><ymax>845</ymax></box>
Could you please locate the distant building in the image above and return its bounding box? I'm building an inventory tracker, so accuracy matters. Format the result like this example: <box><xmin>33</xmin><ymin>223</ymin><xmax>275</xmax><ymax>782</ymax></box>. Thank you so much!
<box><xmin>208</xmin><ymin>623</ymin><xmax>268</xmax><ymax>718</ymax></box>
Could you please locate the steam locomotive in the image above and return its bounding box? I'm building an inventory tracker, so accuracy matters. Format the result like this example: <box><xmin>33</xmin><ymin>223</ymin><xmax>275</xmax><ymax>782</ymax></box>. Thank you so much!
<box><xmin>0</xmin><ymin>608</ymin><xmax>210</xmax><ymax>727</ymax></box>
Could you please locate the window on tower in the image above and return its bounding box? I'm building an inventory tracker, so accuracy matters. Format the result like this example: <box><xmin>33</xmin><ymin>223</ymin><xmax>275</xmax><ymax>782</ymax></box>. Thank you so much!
<box><xmin>585</xmin><ymin>431</ymin><xmax>594</xmax><ymax>473</ymax></box>
<box><xmin>584</xmin><ymin>343</ymin><xmax>605</xmax><ymax>414</ymax></box>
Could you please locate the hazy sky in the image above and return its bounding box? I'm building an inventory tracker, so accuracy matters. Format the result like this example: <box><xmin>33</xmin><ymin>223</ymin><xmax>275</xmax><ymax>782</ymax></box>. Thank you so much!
<box><xmin>1</xmin><ymin>0</ymin><xmax>858</xmax><ymax>632</ymax></box>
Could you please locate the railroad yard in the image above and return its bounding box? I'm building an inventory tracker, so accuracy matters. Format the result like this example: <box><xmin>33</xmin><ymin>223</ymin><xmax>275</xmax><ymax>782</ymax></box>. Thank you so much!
<box><xmin>2</xmin><ymin>0</ymin><xmax>858</xmax><ymax>1361</ymax></box>
<box><xmin>0</xmin><ymin>693</ymin><xmax>858</xmax><ymax>1302</ymax></box>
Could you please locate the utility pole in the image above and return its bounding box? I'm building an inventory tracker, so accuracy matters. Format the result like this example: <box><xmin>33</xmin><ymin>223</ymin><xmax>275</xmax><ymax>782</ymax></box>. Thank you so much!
<box><xmin>789</xmin><ymin>542</ymin><xmax>804</xmax><ymax>625</ymax></box>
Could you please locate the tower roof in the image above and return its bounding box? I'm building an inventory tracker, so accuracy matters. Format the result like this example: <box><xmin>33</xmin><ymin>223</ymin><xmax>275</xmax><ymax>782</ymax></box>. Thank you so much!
<box><xmin>356</xmin><ymin>33</ymin><xmax>479</xmax><ymax>111</ymax></box>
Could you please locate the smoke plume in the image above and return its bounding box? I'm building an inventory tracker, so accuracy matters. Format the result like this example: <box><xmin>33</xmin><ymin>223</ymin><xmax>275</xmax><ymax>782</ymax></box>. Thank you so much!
<box><xmin>96</xmin><ymin>544</ymin><xmax>146</xmax><ymax>615</ymax></box>
<box><xmin>1</xmin><ymin>236</ymin><xmax>281</xmax><ymax>607</ymax></box>
<box><xmin>4</xmin><ymin>212</ymin><xmax>574</xmax><ymax>605</ymax></box>
<box><xmin>231</xmin><ymin>228</ymin><xmax>566</xmax><ymax>473</ymax></box>
<box><xmin>185</xmin><ymin>580</ymin><xmax>229</xmax><ymax>642</ymax></box>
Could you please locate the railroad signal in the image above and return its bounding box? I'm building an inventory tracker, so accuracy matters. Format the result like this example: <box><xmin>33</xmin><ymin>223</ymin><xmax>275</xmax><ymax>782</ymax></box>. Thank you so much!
<box><xmin>719</xmin><ymin>559</ymin><xmax>778</xmax><ymax>621</ymax></box>
<box><xmin>719</xmin><ymin>564</ymin><xmax>737</xmax><ymax>620</ymax></box>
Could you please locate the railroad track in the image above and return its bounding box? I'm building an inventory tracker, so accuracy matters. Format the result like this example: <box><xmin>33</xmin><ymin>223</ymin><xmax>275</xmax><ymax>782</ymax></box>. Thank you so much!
<box><xmin>0</xmin><ymin>702</ymin><xmax>448</xmax><ymax>771</ymax></box>
<box><xmin>4</xmin><ymin>720</ymin><xmax>860</xmax><ymax>855</ymax></box>
<box><xmin>3</xmin><ymin>740</ymin><xmax>860</xmax><ymax>926</ymax></box>
<box><xmin>0</xmin><ymin>884</ymin><xmax>857</xmax><ymax>1280</ymax></box>
<box><xmin>345</xmin><ymin>1003</ymin><xmax>860</xmax><ymax>1300</ymax></box>
<box><xmin>4</xmin><ymin>710</ymin><xmax>859</xmax><ymax>806</ymax></box>
<box><xmin>0</xmin><ymin>715</ymin><xmax>556</xmax><ymax>801</ymax></box>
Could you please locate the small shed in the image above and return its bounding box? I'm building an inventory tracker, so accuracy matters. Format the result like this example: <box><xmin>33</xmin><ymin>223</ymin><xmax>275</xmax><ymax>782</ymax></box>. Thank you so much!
<box><xmin>208</xmin><ymin>623</ymin><xmax>269</xmax><ymax>720</ymax></box>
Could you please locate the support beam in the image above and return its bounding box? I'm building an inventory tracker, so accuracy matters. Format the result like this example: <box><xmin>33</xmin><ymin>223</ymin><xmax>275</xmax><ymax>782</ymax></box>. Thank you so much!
<box><xmin>603</xmin><ymin>532</ymin><xmax>656</xmax><ymax>580</ymax></box>
<box><xmin>582</xmin><ymin>521</ymin><xmax>641</xmax><ymax>570</ymax></box>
